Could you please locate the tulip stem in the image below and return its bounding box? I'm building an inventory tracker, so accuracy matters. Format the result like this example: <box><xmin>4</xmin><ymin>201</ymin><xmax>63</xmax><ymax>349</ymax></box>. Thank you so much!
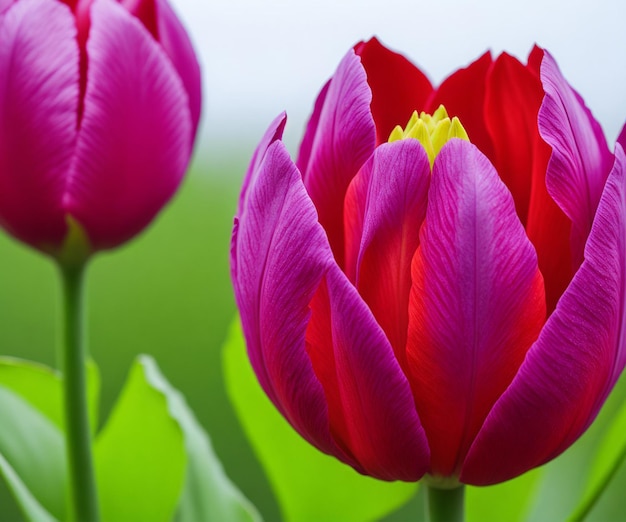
<box><xmin>59</xmin><ymin>262</ymin><xmax>100</xmax><ymax>522</ymax></box>
<box><xmin>425</xmin><ymin>484</ymin><xmax>465</xmax><ymax>522</ymax></box>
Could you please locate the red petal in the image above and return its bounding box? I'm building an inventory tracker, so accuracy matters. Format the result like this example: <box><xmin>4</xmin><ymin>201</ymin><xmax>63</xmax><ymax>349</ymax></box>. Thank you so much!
<box><xmin>427</xmin><ymin>52</ymin><xmax>495</xmax><ymax>161</ymax></box>
<box><xmin>355</xmin><ymin>37</ymin><xmax>433</xmax><ymax>144</ymax></box>
<box><xmin>306</xmin><ymin>265</ymin><xmax>430</xmax><ymax>481</ymax></box>
<box><xmin>484</xmin><ymin>53</ymin><xmax>543</xmax><ymax>224</ymax></box>
<box><xmin>344</xmin><ymin>139</ymin><xmax>430</xmax><ymax>370</ymax></box>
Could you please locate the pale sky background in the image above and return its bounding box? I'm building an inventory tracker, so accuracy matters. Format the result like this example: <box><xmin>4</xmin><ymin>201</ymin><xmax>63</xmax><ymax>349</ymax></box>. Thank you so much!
<box><xmin>170</xmin><ymin>0</ymin><xmax>626</xmax><ymax>166</ymax></box>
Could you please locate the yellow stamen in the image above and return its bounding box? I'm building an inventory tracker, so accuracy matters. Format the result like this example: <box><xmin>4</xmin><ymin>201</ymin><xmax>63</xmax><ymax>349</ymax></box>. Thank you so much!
<box><xmin>388</xmin><ymin>105</ymin><xmax>470</xmax><ymax>167</ymax></box>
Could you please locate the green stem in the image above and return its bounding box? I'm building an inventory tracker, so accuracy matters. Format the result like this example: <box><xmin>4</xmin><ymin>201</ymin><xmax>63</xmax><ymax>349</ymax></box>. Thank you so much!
<box><xmin>59</xmin><ymin>263</ymin><xmax>100</xmax><ymax>522</ymax></box>
<box><xmin>425</xmin><ymin>484</ymin><xmax>465</xmax><ymax>522</ymax></box>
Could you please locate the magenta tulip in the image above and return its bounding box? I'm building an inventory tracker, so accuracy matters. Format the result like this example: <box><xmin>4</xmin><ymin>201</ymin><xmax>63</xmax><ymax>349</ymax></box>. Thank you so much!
<box><xmin>231</xmin><ymin>39</ymin><xmax>626</xmax><ymax>486</ymax></box>
<box><xmin>0</xmin><ymin>0</ymin><xmax>200</xmax><ymax>259</ymax></box>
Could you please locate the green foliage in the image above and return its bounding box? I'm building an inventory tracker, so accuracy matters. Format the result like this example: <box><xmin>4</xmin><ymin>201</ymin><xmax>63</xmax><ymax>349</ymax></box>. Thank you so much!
<box><xmin>0</xmin><ymin>386</ymin><xmax>66</xmax><ymax>521</ymax></box>
<box><xmin>0</xmin><ymin>357</ymin><xmax>100</xmax><ymax>434</ymax></box>
<box><xmin>138</xmin><ymin>355</ymin><xmax>261</xmax><ymax>522</ymax></box>
<box><xmin>466</xmin><ymin>468</ymin><xmax>542</xmax><ymax>522</ymax></box>
<box><xmin>94</xmin><ymin>358</ymin><xmax>187</xmax><ymax>522</ymax></box>
<box><xmin>223</xmin><ymin>317</ymin><xmax>418</xmax><ymax>522</ymax></box>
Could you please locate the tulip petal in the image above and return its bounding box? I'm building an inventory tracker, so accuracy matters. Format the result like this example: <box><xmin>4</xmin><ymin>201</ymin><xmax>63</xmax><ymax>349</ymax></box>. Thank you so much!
<box><xmin>525</xmin><ymin>133</ymin><xmax>573</xmax><ymax>314</ymax></box>
<box><xmin>297</xmin><ymin>49</ymin><xmax>376</xmax><ymax>267</ymax></box>
<box><xmin>354</xmin><ymin>37</ymin><xmax>433</xmax><ymax>144</ymax></box>
<box><xmin>306</xmin><ymin>264</ymin><xmax>430</xmax><ymax>481</ymax></box>
<box><xmin>0</xmin><ymin>0</ymin><xmax>14</xmax><ymax>14</ymax></box>
<box><xmin>427</xmin><ymin>52</ymin><xmax>495</xmax><ymax>161</ymax></box>
<box><xmin>237</xmin><ymin>112</ymin><xmax>286</xmax><ymax>218</ymax></box>
<box><xmin>463</xmin><ymin>145</ymin><xmax>626</xmax><ymax>485</ymax></box>
<box><xmin>539</xmin><ymin>51</ymin><xmax>614</xmax><ymax>267</ymax></box>
<box><xmin>296</xmin><ymin>80</ymin><xmax>329</xmax><ymax>178</ymax></box>
<box><xmin>155</xmin><ymin>0</ymin><xmax>202</xmax><ymax>137</ymax></box>
<box><xmin>484</xmin><ymin>50</ymin><xmax>573</xmax><ymax>313</ymax></box>
<box><xmin>618</xmin><ymin>122</ymin><xmax>626</xmax><ymax>152</ymax></box>
<box><xmin>344</xmin><ymin>139</ymin><xmax>430</xmax><ymax>369</ymax></box>
<box><xmin>484</xmin><ymin>53</ymin><xmax>543</xmax><ymax>224</ymax></box>
<box><xmin>231</xmin><ymin>134</ymin><xmax>355</xmax><ymax>465</ymax></box>
<box><xmin>0</xmin><ymin>0</ymin><xmax>78</xmax><ymax>249</ymax></box>
<box><xmin>65</xmin><ymin>0</ymin><xmax>192</xmax><ymax>250</ymax></box>
<box><xmin>407</xmin><ymin>140</ymin><xmax>546</xmax><ymax>477</ymax></box>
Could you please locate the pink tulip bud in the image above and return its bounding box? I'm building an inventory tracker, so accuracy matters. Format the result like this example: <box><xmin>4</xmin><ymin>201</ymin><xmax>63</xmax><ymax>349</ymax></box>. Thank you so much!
<box><xmin>0</xmin><ymin>0</ymin><xmax>201</xmax><ymax>261</ymax></box>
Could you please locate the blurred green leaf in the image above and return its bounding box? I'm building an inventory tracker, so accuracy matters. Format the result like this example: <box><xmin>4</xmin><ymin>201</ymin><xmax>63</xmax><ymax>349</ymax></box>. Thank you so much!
<box><xmin>223</xmin><ymin>316</ymin><xmax>418</xmax><ymax>522</ymax></box>
<box><xmin>136</xmin><ymin>356</ymin><xmax>261</xmax><ymax>522</ymax></box>
<box><xmin>466</xmin><ymin>468</ymin><xmax>542</xmax><ymax>522</ymax></box>
<box><xmin>94</xmin><ymin>358</ymin><xmax>186</xmax><ymax>522</ymax></box>
<box><xmin>0</xmin><ymin>454</ymin><xmax>56</xmax><ymax>522</ymax></box>
<box><xmin>0</xmin><ymin>357</ymin><xmax>100</xmax><ymax>434</ymax></box>
<box><xmin>0</xmin><ymin>385</ymin><xmax>66</xmax><ymax>521</ymax></box>
<box><xmin>568</xmin><ymin>395</ymin><xmax>626</xmax><ymax>521</ymax></box>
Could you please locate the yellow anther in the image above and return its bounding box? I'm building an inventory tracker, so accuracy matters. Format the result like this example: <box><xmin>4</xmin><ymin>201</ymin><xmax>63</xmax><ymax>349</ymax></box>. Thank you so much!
<box><xmin>388</xmin><ymin>105</ymin><xmax>470</xmax><ymax>167</ymax></box>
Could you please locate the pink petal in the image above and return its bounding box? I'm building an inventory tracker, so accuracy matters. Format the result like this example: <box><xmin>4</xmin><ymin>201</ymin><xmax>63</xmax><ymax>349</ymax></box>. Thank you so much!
<box><xmin>306</xmin><ymin>264</ymin><xmax>430</xmax><ymax>481</ymax></box>
<box><xmin>231</xmin><ymin>115</ymin><xmax>287</xmax><ymax>284</ymax></box>
<box><xmin>344</xmin><ymin>139</ymin><xmax>430</xmax><ymax>370</ymax></box>
<box><xmin>618</xmin><ymin>122</ymin><xmax>626</xmax><ymax>152</ymax></box>
<box><xmin>462</xmin><ymin>145</ymin><xmax>626</xmax><ymax>485</ymax></box>
<box><xmin>297</xmin><ymin>49</ymin><xmax>376</xmax><ymax>268</ymax></box>
<box><xmin>0</xmin><ymin>0</ymin><xmax>14</xmax><ymax>14</ymax></box>
<box><xmin>539</xmin><ymin>51</ymin><xmax>614</xmax><ymax>268</ymax></box>
<box><xmin>155</xmin><ymin>0</ymin><xmax>202</xmax><ymax>138</ymax></box>
<box><xmin>0</xmin><ymin>0</ymin><xmax>78</xmax><ymax>250</ymax></box>
<box><xmin>65</xmin><ymin>0</ymin><xmax>192</xmax><ymax>251</ymax></box>
<box><xmin>406</xmin><ymin>140</ymin><xmax>546</xmax><ymax>477</ymax></box>
<box><xmin>296</xmin><ymin>80</ymin><xmax>329</xmax><ymax>179</ymax></box>
<box><xmin>237</xmin><ymin>112</ymin><xmax>286</xmax><ymax>220</ymax></box>
<box><xmin>231</xmin><ymin>136</ymin><xmax>355</xmax><ymax>466</ymax></box>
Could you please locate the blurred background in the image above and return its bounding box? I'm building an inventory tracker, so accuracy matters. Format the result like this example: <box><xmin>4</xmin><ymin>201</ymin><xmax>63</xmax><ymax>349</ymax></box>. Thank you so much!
<box><xmin>1</xmin><ymin>0</ymin><xmax>626</xmax><ymax>520</ymax></box>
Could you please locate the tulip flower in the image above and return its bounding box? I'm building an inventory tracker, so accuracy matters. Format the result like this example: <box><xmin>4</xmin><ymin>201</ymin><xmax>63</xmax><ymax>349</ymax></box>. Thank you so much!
<box><xmin>0</xmin><ymin>1</ymin><xmax>200</xmax><ymax>519</ymax></box>
<box><xmin>0</xmin><ymin>0</ymin><xmax>200</xmax><ymax>261</ymax></box>
<box><xmin>231</xmin><ymin>37</ymin><xmax>626</xmax><ymax>492</ymax></box>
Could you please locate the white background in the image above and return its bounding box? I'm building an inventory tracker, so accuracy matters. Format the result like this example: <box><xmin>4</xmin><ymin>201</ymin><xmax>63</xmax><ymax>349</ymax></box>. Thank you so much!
<box><xmin>170</xmin><ymin>0</ymin><xmax>626</xmax><ymax>164</ymax></box>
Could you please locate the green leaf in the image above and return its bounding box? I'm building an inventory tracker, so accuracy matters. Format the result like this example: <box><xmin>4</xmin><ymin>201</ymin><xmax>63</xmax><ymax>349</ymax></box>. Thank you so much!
<box><xmin>137</xmin><ymin>356</ymin><xmax>261</xmax><ymax>522</ymax></box>
<box><xmin>223</xmin><ymin>317</ymin><xmax>417</xmax><ymax>522</ymax></box>
<box><xmin>0</xmin><ymin>385</ymin><xmax>66</xmax><ymax>521</ymax></box>
<box><xmin>466</xmin><ymin>467</ymin><xmax>542</xmax><ymax>522</ymax></box>
<box><xmin>568</xmin><ymin>396</ymin><xmax>626</xmax><ymax>521</ymax></box>
<box><xmin>0</xmin><ymin>356</ymin><xmax>100</xmax><ymax>434</ymax></box>
<box><xmin>94</xmin><ymin>358</ymin><xmax>186</xmax><ymax>522</ymax></box>
<box><xmin>0</xmin><ymin>453</ymin><xmax>56</xmax><ymax>522</ymax></box>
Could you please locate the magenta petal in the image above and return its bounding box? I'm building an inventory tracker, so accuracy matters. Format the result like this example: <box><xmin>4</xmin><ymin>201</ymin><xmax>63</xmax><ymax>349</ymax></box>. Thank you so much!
<box><xmin>297</xmin><ymin>49</ymin><xmax>376</xmax><ymax>267</ymax></box>
<box><xmin>296</xmin><ymin>80</ymin><xmax>330</xmax><ymax>176</ymax></box>
<box><xmin>344</xmin><ymin>139</ymin><xmax>430</xmax><ymax>368</ymax></box>
<box><xmin>155</xmin><ymin>0</ymin><xmax>202</xmax><ymax>137</ymax></box>
<box><xmin>0</xmin><ymin>0</ymin><xmax>14</xmax><ymax>14</ymax></box>
<box><xmin>462</xmin><ymin>145</ymin><xmax>626</xmax><ymax>485</ymax></box>
<box><xmin>65</xmin><ymin>0</ymin><xmax>192</xmax><ymax>250</ymax></box>
<box><xmin>0</xmin><ymin>0</ymin><xmax>78</xmax><ymax>249</ymax></box>
<box><xmin>231</xmin><ymin>137</ymin><xmax>352</xmax><ymax>463</ymax></box>
<box><xmin>407</xmin><ymin>140</ymin><xmax>545</xmax><ymax>477</ymax></box>
<box><xmin>618</xmin><ymin>122</ymin><xmax>626</xmax><ymax>152</ymax></box>
<box><xmin>307</xmin><ymin>264</ymin><xmax>429</xmax><ymax>481</ymax></box>
<box><xmin>539</xmin><ymin>51</ymin><xmax>614</xmax><ymax>266</ymax></box>
<box><xmin>237</xmin><ymin>112</ymin><xmax>286</xmax><ymax>217</ymax></box>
